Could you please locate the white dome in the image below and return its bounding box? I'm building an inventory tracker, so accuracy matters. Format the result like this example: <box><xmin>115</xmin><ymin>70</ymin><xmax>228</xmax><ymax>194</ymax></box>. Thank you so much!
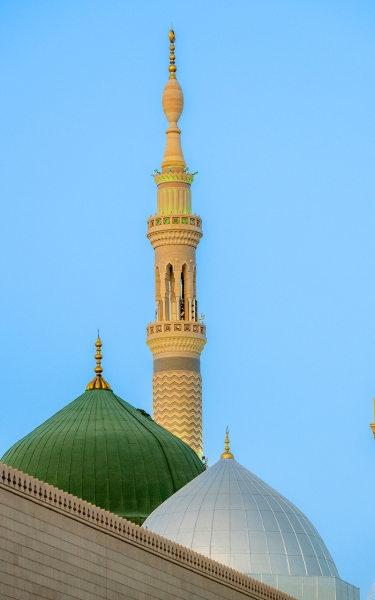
<box><xmin>144</xmin><ymin>458</ymin><xmax>339</xmax><ymax>578</ymax></box>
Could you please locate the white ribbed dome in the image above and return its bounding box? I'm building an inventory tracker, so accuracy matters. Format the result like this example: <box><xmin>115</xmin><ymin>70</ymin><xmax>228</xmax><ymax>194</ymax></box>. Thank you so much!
<box><xmin>144</xmin><ymin>458</ymin><xmax>339</xmax><ymax>578</ymax></box>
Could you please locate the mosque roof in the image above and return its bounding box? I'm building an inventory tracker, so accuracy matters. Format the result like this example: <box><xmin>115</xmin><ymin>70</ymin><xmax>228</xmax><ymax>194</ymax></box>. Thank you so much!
<box><xmin>144</xmin><ymin>432</ymin><xmax>339</xmax><ymax>578</ymax></box>
<box><xmin>1</xmin><ymin>337</ymin><xmax>204</xmax><ymax>525</ymax></box>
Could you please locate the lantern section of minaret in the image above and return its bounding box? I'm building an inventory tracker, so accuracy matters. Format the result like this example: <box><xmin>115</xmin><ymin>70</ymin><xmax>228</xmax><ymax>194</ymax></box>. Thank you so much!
<box><xmin>146</xmin><ymin>30</ymin><xmax>206</xmax><ymax>458</ymax></box>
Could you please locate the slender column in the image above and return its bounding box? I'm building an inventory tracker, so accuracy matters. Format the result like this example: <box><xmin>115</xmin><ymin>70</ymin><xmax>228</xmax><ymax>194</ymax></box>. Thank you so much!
<box><xmin>161</xmin><ymin>298</ymin><xmax>166</xmax><ymax>322</ymax></box>
<box><xmin>188</xmin><ymin>298</ymin><xmax>192</xmax><ymax>322</ymax></box>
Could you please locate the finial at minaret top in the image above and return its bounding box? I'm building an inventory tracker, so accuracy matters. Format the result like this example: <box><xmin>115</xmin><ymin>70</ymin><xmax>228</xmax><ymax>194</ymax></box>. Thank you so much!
<box><xmin>168</xmin><ymin>29</ymin><xmax>176</xmax><ymax>79</ymax></box>
<box><xmin>161</xmin><ymin>29</ymin><xmax>186</xmax><ymax>170</ymax></box>
<box><xmin>86</xmin><ymin>334</ymin><xmax>111</xmax><ymax>391</ymax></box>
<box><xmin>221</xmin><ymin>427</ymin><xmax>234</xmax><ymax>459</ymax></box>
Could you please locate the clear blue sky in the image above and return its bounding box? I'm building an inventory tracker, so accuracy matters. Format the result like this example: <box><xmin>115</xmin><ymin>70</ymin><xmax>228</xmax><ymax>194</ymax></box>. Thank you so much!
<box><xmin>0</xmin><ymin>0</ymin><xmax>374</xmax><ymax>594</ymax></box>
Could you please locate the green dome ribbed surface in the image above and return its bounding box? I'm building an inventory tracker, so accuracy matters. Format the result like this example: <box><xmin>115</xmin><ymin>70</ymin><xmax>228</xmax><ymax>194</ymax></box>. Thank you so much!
<box><xmin>1</xmin><ymin>389</ymin><xmax>204</xmax><ymax>525</ymax></box>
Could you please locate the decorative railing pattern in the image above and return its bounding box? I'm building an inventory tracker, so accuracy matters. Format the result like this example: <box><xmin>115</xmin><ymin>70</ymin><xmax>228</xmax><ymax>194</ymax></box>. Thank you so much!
<box><xmin>147</xmin><ymin>322</ymin><xmax>206</xmax><ymax>336</ymax></box>
<box><xmin>148</xmin><ymin>215</ymin><xmax>202</xmax><ymax>229</ymax></box>
<box><xmin>0</xmin><ymin>461</ymin><xmax>295</xmax><ymax>600</ymax></box>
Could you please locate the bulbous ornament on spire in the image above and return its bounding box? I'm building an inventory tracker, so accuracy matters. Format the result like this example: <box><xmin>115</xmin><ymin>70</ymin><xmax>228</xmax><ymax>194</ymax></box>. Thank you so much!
<box><xmin>161</xmin><ymin>29</ymin><xmax>186</xmax><ymax>171</ymax></box>
<box><xmin>221</xmin><ymin>427</ymin><xmax>234</xmax><ymax>459</ymax></box>
<box><xmin>86</xmin><ymin>334</ymin><xmax>111</xmax><ymax>390</ymax></box>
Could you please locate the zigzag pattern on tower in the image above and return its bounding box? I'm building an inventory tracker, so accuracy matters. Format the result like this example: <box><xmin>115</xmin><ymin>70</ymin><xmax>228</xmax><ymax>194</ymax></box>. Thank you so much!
<box><xmin>153</xmin><ymin>371</ymin><xmax>202</xmax><ymax>457</ymax></box>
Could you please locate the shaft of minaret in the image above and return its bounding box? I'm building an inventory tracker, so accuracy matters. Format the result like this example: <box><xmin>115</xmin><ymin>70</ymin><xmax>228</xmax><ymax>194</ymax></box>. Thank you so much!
<box><xmin>146</xmin><ymin>30</ymin><xmax>206</xmax><ymax>458</ymax></box>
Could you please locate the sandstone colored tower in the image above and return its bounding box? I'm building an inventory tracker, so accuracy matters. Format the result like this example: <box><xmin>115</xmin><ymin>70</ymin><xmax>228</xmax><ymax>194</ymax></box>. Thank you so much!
<box><xmin>146</xmin><ymin>30</ymin><xmax>206</xmax><ymax>458</ymax></box>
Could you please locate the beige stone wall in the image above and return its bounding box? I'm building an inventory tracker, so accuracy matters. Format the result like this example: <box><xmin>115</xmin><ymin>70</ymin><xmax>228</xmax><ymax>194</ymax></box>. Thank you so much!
<box><xmin>0</xmin><ymin>462</ymin><xmax>296</xmax><ymax>600</ymax></box>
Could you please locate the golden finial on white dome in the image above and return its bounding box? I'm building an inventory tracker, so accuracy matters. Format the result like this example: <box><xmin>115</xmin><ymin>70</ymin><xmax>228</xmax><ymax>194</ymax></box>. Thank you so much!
<box><xmin>221</xmin><ymin>427</ymin><xmax>234</xmax><ymax>459</ymax></box>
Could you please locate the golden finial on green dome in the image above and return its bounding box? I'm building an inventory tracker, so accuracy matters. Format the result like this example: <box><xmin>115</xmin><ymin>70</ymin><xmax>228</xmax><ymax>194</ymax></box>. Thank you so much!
<box><xmin>221</xmin><ymin>427</ymin><xmax>234</xmax><ymax>459</ymax></box>
<box><xmin>168</xmin><ymin>29</ymin><xmax>177</xmax><ymax>79</ymax></box>
<box><xmin>86</xmin><ymin>333</ymin><xmax>111</xmax><ymax>390</ymax></box>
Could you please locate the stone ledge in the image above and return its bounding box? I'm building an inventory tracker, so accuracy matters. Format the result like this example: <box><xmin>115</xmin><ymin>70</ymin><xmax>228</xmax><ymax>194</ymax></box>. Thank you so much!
<box><xmin>147</xmin><ymin>229</ymin><xmax>203</xmax><ymax>249</ymax></box>
<box><xmin>153</xmin><ymin>171</ymin><xmax>195</xmax><ymax>185</ymax></box>
<box><xmin>148</xmin><ymin>215</ymin><xmax>202</xmax><ymax>229</ymax></box>
<box><xmin>147</xmin><ymin>336</ymin><xmax>206</xmax><ymax>355</ymax></box>
<box><xmin>147</xmin><ymin>321</ymin><xmax>206</xmax><ymax>336</ymax></box>
<box><xmin>0</xmin><ymin>461</ymin><xmax>296</xmax><ymax>600</ymax></box>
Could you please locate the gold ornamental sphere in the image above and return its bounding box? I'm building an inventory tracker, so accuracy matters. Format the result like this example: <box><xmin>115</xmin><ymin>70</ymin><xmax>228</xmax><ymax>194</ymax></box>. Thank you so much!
<box><xmin>86</xmin><ymin>334</ymin><xmax>111</xmax><ymax>390</ymax></box>
<box><xmin>168</xmin><ymin>29</ymin><xmax>176</xmax><ymax>79</ymax></box>
<box><xmin>221</xmin><ymin>427</ymin><xmax>234</xmax><ymax>459</ymax></box>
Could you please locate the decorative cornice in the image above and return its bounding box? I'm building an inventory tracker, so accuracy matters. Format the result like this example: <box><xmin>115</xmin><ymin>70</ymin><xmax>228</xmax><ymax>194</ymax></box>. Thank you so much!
<box><xmin>147</xmin><ymin>333</ymin><xmax>206</xmax><ymax>356</ymax></box>
<box><xmin>148</xmin><ymin>229</ymin><xmax>203</xmax><ymax>249</ymax></box>
<box><xmin>0</xmin><ymin>461</ymin><xmax>295</xmax><ymax>600</ymax></box>
<box><xmin>153</xmin><ymin>171</ymin><xmax>194</xmax><ymax>185</ymax></box>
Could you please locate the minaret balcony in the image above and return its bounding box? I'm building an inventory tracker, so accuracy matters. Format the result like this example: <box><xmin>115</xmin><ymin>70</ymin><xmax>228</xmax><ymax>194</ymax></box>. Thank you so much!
<box><xmin>147</xmin><ymin>214</ymin><xmax>203</xmax><ymax>249</ymax></box>
<box><xmin>148</xmin><ymin>215</ymin><xmax>202</xmax><ymax>228</ymax></box>
<box><xmin>146</xmin><ymin>320</ymin><xmax>207</xmax><ymax>355</ymax></box>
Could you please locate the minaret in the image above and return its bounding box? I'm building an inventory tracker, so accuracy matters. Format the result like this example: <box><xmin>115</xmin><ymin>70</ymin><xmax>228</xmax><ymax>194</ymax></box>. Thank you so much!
<box><xmin>146</xmin><ymin>30</ymin><xmax>206</xmax><ymax>458</ymax></box>
<box><xmin>371</xmin><ymin>399</ymin><xmax>375</xmax><ymax>438</ymax></box>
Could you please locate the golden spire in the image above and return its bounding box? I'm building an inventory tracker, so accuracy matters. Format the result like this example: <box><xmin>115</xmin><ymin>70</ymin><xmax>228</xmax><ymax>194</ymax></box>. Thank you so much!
<box><xmin>168</xmin><ymin>29</ymin><xmax>176</xmax><ymax>79</ymax></box>
<box><xmin>161</xmin><ymin>29</ymin><xmax>186</xmax><ymax>171</ymax></box>
<box><xmin>86</xmin><ymin>334</ymin><xmax>111</xmax><ymax>391</ymax></box>
<box><xmin>221</xmin><ymin>427</ymin><xmax>234</xmax><ymax>459</ymax></box>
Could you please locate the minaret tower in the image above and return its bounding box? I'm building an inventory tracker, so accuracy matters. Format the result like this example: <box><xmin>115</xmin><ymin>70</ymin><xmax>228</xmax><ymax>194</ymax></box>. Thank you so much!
<box><xmin>146</xmin><ymin>30</ymin><xmax>206</xmax><ymax>458</ymax></box>
<box><xmin>370</xmin><ymin>399</ymin><xmax>375</xmax><ymax>438</ymax></box>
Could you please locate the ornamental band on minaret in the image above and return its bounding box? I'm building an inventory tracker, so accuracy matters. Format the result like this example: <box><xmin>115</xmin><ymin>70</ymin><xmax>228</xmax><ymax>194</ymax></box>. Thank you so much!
<box><xmin>146</xmin><ymin>30</ymin><xmax>206</xmax><ymax>458</ymax></box>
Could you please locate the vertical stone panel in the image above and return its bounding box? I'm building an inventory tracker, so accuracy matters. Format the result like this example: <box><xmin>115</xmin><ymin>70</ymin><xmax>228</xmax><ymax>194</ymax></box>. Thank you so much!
<box><xmin>157</xmin><ymin>184</ymin><xmax>192</xmax><ymax>215</ymax></box>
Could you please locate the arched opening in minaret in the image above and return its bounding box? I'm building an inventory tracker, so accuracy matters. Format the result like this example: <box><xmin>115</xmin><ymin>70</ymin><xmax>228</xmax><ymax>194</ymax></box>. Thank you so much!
<box><xmin>181</xmin><ymin>263</ymin><xmax>189</xmax><ymax>321</ymax></box>
<box><xmin>155</xmin><ymin>266</ymin><xmax>161</xmax><ymax>321</ymax></box>
<box><xmin>165</xmin><ymin>263</ymin><xmax>174</xmax><ymax>321</ymax></box>
<box><xmin>193</xmin><ymin>266</ymin><xmax>197</xmax><ymax>321</ymax></box>
<box><xmin>180</xmin><ymin>266</ymin><xmax>186</xmax><ymax>320</ymax></box>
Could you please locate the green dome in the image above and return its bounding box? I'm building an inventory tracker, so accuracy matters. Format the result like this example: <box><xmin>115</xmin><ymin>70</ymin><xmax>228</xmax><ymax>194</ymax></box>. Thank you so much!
<box><xmin>1</xmin><ymin>389</ymin><xmax>204</xmax><ymax>525</ymax></box>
